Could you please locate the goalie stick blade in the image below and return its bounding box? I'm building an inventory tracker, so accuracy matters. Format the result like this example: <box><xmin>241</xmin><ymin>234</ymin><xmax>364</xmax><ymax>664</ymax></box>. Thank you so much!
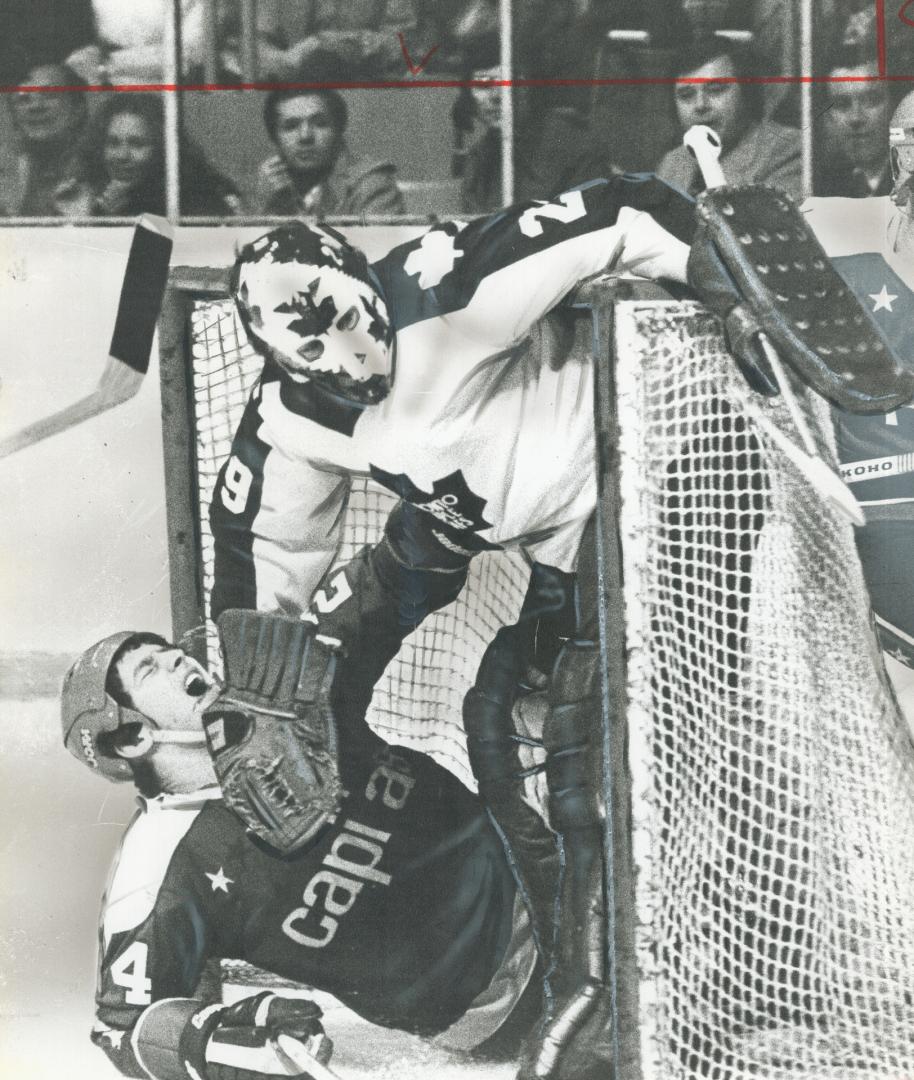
<box><xmin>0</xmin><ymin>357</ymin><xmax>144</xmax><ymax>459</ymax></box>
<box><xmin>0</xmin><ymin>216</ymin><xmax>173</xmax><ymax>461</ymax></box>
<box><xmin>109</xmin><ymin>214</ymin><xmax>174</xmax><ymax>374</ymax></box>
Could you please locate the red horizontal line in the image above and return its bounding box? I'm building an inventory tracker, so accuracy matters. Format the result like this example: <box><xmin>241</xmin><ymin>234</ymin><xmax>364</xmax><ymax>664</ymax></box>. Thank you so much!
<box><xmin>2</xmin><ymin>73</ymin><xmax>913</xmax><ymax>95</ymax></box>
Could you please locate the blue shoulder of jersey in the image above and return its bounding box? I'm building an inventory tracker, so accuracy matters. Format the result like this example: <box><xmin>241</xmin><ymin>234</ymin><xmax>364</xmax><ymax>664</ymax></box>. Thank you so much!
<box><xmin>369</xmin><ymin>175</ymin><xmax>695</xmax><ymax>333</ymax></box>
<box><xmin>830</xmin><ymin>253</ymin><xmax>914</xmax><ymax>504</ymax></box>
<box><xmin>832</xmin><ymin>253</ymin><xmax>914</xmax><ymax>371</ymax></box>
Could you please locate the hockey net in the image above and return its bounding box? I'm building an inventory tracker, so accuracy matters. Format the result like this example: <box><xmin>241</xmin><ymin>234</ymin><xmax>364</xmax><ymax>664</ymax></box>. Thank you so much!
<box><xmin>614</xmin><ymin>300</ymin><xmax>914</xmax><ymax>1080</ymax></box>
<box><xmin>162</xmin><ymin>278</ymin><xmax>914</xmax><ymax>1075</ymax></box>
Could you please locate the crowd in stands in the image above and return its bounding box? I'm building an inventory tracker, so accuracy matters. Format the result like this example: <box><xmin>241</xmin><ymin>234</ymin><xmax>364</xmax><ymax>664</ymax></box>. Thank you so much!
<box><xmin>0</xmin><ymin>0</ymin><xmax>908</xmax><ymax>219</ymax></box>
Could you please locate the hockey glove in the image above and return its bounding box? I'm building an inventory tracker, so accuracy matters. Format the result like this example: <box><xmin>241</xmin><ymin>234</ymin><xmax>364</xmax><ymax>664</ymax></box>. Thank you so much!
<box><xmin>183</xmin><ymin>992</ymin><xmax>333</xmax><ymax>1080</ymax></box>
<box><xmin>687</xmin><ymin>184</ymin><xmax>914</xmax><ymax>412</ymax></box>
<box><xmin>204</xmin><ymin>610</ymin><xmax>346</xmax><ymax>856</ymax></box>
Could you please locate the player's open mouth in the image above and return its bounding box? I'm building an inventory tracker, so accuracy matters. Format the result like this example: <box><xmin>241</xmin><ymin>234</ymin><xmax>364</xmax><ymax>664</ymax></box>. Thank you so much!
<box><xmin>184</xmin><ymin>672</ymin><xmax>209</xmax><ymax>698</ymax></box>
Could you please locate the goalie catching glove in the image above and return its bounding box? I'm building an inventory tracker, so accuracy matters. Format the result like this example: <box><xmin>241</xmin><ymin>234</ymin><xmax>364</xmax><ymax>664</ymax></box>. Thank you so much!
<box><xmin>204</xmin><ymin>609</ymin><xmax>346</xmax><ymax>856</ymax></box>
<box><xmin>687</xmin><ymin>184</ymin><xmax>914</xmax><ymax>413</ymax></box>
<box><xmin>179</xmin><ymin>992</ymin><xmax>333</xmax><ymax>1080</ymax></box>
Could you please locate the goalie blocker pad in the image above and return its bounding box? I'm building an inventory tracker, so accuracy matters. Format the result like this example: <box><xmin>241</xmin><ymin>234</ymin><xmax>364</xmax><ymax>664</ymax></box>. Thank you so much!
<box><xmin>690</xmin><ymin>185</ymin><xmax>914</xmax><ymax>414</ymax></box>
<box><xmin>204</xmin><ymin>610</ymin><xmax>345</xmax><ymax>856</ymax></box>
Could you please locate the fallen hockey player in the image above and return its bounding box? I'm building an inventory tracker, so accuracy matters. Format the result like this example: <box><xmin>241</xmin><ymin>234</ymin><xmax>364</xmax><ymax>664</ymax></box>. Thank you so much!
<box><xmin>62</xmin><ymin>607</ymin><xmax>565</xmax><ymax>1080</ymax></box>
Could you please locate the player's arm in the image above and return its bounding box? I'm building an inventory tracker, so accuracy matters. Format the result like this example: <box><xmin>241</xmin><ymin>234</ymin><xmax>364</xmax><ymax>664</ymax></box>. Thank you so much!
<box><xmin>94</xmin><ymin>917</ymin><xmax>329</xmax><ymax>1080</ymax></box>
<box><xmin>311</xmin><ymin>501</ymin><xmax>472</xmax><ymax>726</ymax></box>
<box><xmin>374</xmin><ymin>173</ymin><xmax>696</xmax><ymax>353</ymax></box>
<box><xmin>92</xmin><ymin>886</ymin><xmax>208</xmax><ymax>1078</ymax></box>
<box><xmin>96</xmin><ymin>990</ymin><xmax>330</xmax><ymax>1080</ymax></box>
<box><xmin>209</xmin><ymin>371</ymin><xmax>349</xmax><ymax>619</ymax></box>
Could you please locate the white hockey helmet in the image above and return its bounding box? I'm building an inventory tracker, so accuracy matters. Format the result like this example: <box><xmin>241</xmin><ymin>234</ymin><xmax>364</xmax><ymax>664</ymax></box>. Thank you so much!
<box><xmin>890</xmin><ymin>90</ymin><xmax>914</xmax><ymax>217</ymax></box>
<box><xmin>232</xmin><ymin>222</ymin><xmax>394</xmax><ymax>406</ymax></box>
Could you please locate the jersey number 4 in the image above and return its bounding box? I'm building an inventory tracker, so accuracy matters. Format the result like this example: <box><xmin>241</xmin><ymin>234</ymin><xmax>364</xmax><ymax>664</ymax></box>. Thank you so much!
<box><xmin>111</xmin><ymin>942</ymin><xmax>152</xmax><ymax>1005</ymax></box>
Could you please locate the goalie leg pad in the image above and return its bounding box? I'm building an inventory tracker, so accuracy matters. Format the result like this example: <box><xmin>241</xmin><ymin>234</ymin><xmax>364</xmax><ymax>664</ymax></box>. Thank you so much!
<box><xmin>464</xmin><ymin>626</ymin><xmax>561</xmax><ymax>966</ymax></box>
<box><xmin>688</xmin><ymin>185</ymin><xmax>914</xmax><ymax>413</ymax></box>
<box><xmin>543</xmin><ymin>640</ymin><xmax>604</xmax><ymax>834</ymax></box>
<box><xmin>520</xmin><ymin>518</ymin><xmax>611</xmax><ymax>1079</ymax></box>
<box><xmin>519</xmin><ymin>639</ymin><xmax>609</xmax><ymax>1080</ymax></box>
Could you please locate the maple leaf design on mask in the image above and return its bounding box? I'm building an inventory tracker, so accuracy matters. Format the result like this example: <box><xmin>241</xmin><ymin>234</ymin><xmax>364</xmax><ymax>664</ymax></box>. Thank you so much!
<box><xmin>361</xmin><ymin>292</ymin><xmax>391</xmax><ymax>344</ymax></box>
<box><xmin>274</xmin><ymin>277</ymin><xmax>338</xmax><ymax>339</ymax></box>
<box><xmin>261</xmin><ymin>227</ymin><xmax>316</xmax><ymax>265</ymax></box>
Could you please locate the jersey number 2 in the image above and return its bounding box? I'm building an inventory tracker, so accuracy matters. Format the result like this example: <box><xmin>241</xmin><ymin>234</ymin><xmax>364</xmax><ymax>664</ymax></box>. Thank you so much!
<box><xmin>518</xmin><ymin>190</ymin><xmax>586</xmax><ymax>238</ymax></box>
<box><xmin>111</xmin><ymin>942</ymin><xmax>152</xmax><ymax>1005</ymax></box>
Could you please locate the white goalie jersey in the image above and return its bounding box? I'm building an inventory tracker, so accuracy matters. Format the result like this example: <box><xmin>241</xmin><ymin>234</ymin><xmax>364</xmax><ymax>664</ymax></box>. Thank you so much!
<box><xmin>210</xmin><ymin>175</ymin><xmax>696</xmax><ymax>617</ymax></box>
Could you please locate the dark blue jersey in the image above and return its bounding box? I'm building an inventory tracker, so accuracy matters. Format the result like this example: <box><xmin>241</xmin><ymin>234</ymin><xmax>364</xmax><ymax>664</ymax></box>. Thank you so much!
<box><xmin>834</xmin><ymin>404</ymin><xmax>914</xmax><ymax>508</ymax></box>
<box><xmin>92</xmin><ymin>729</ymin><xmax>516</xmax><ymax>1078</ymax></box>
<box><xmin>829</xmin><ymin>253</ymin><xmax>914</xmax><ymax>666</ymax></box>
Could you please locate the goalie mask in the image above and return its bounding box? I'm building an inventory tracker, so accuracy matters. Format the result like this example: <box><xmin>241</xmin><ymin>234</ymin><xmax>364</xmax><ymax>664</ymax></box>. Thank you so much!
<box><xmin>61</xmin><ymin>632</ymin><xmax>208</xmax><ymax>782</ymax></box>
<box><xmin>232</xmin><ymin>222</ymin><xmax>394</xmax><ymax>406</ymax></box>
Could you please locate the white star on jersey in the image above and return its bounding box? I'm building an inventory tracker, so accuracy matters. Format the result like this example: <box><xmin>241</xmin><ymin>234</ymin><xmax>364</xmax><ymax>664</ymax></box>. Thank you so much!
<box><xmin>101</xmin><ymin>1029</ymin><xmax>125</xmax><ymax>1049</ymax></box>
<box><xmin>206</xmin><ymin>867</ymin><xmax>233</xmax><ymax>893</ymax></box>
<box><xmin>869</xmin><ymin>285</ymin><xmax>898</xmax><ymax>312</ymax></box>
<box><xmin>403</xmin><ymin>227</ymin><xmax>466</xmax><ymax>288</ymax></box>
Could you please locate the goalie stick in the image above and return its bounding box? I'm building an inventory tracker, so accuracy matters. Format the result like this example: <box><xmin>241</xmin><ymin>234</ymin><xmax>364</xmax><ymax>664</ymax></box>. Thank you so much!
<box><xmin>684</xmin><ymin>125</ymin><xmax>865</xmax><ymax>527</ymax></box>
<box><xmin>0</xmin><ymin>214</ymin><xmax>173</xmax><ymax>461</ymax></box>
<box><xmin>270</xmin><ymin>1033</ymin><xmax>344</xmax><ymax>1080</ymax></box>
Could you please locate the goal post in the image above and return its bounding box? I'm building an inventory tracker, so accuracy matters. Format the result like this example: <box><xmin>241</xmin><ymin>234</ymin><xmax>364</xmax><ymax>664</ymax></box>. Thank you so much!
<box><xmin>158</xmin><ymin>266</ymin><xmax>230</xmax><ymax>650</ymax></box>
<box><xmin>158</xmin><ymin>269</ymin><xmax>914</xmax><ymax>1079</ymax></box>
<box><xmin>580</xmin><ymin>282</ymin><xmax>644</xmax><ymax>1080</ymax></box>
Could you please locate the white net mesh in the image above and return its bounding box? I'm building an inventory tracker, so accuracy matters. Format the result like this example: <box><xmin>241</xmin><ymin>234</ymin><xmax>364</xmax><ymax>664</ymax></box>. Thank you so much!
<box><xmin>615</xmin><ymin>302</ymin><xmax>914</xmax><ymax>1080</ymax></box>
<box><xmin>187</xmin><ymin>297</ymin><xmax>530</xmax><ymax>789</ymax></box>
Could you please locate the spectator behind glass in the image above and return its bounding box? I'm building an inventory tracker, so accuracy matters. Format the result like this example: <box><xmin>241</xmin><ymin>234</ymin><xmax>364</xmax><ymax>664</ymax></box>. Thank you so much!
<box><xmin>67</xmin><ymin>95</ymin><xmax>242</xmax><ymax>216</ymax></box>
<box><xmin>451</xmin><ymin>58</ymin><xmax>503</xmax><ymax>213</ymax></box>
<box><xmin>0</xmin><ymin>63</ymin><xmax>88</xmax><ymax>216</ymax></box>
<box><xmin>65</xmin><ymin>0</ymin><xmax>285</xmax><ymax>84</ymax></box>
<box><xmin>452</xmin><ymin>38</ymin><xmax>616</xmax><ymax>214</ymax></box>
<box><xmin>888</xmin><ymin>89</ymin><xmax>914</xmax><ymax>256</ymax></box>
<box><xmin>65</xmin><ymin>1</ymin><xmax>425</xmax><ymax>85</ymax></box>
<box><xmin>656</xmin><ymin>39</ymin><xmax>803</xmax><ymax>197</ymax></box>
<box><xmin>253</xmin><ymin>86</ymin><xmax>405</xmax><ymax>217</ymax></box>
<box><xmin>816</xmin><ymin>49</ymin><xmax>892</xmax><ymax>197</ymax></box>
<box><xmin>1</xmin><ymin>0</ymin><xmax>94</xmax><ymax>84</ymax></box>
<box><xmin>256</xmin><ymin>0</ymin><xmax>425</xmax><ymax>80</ymax></box>
<box><xmin>836</xmin><ymin>1</ymin><xmax>877</xmax><ymax>49</ymax></box>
